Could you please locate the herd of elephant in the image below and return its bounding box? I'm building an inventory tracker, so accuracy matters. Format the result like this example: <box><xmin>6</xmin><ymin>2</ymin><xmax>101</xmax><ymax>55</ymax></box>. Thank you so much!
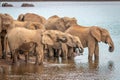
<box><xmin>0</xmin><ymin>13</ymin><xmax>114</xmax><ymax>65</ymax></box>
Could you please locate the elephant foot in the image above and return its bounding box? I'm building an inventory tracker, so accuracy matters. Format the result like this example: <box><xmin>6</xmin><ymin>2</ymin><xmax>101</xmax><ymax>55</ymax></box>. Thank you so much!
<box><xmin>68</xmin><ymin>56</ymin><xmax>72</xmax><ymax>60</ymax></box>
<box><xmin>95</xmin><ymin>56</ymin><xmax>99</xmax><ymax>61</ymax></box>
<box><xmin>62</xmin><ymin>57</ymin><xmax>66</xmax><ymax>60</ymax></box>
<box><xmin>2</xmin><ymin>55</ymin><xmax>6</xmax><ymax>59</ymax></box>
<box><xmin>35</xmin><ymin>61</ymin><xmax>43</xmax><ymax>65</ymax></box>
<box><xmin>2</xmin><ymin>52</ymin><xmax>6</xmax><ymax>59</ymax></box>
<box><xmin>12</xmin><ymin>61</ymin><xmax>19</xmax><ymax>65</ymax></box>
<box><xmin>88</xmin><ymin>55</ymin><xmax>93</xmax><ymax>61</ymax></box>
<box><xmin>25</xmin><ymin>60</ymin><xmax>28</xmax><ymax>64</ymax></box>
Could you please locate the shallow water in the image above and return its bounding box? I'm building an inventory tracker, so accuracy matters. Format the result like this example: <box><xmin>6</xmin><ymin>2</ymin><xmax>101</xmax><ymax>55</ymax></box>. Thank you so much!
<box><xmin>0</xmin><ymin>1</ymin><xmax>120</xmax><ymax>80</ymax></box>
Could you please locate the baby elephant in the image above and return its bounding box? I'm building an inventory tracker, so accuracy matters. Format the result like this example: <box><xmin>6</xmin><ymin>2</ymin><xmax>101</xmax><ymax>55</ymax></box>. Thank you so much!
<box><xmin>16</xmin><ymin>41</ymin><xmax>37</xmax><ymax>63</ymax></box>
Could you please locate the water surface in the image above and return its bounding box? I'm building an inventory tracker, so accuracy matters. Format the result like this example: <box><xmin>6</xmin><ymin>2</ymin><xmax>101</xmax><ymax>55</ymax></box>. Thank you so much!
<box><xmin>0</xmin><ymin>1</ymin><xmax>120</xmax><ymax>80</ymax></box>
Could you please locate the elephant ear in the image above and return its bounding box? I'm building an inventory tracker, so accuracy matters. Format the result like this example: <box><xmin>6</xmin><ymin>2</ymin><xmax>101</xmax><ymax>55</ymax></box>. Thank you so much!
<box><xmin>42</xmin><ymin>34</ymin><xmax>54</xmax><ymax>46</ymax></box>
<box><xmin>66</xmin><ymin>35</ymin><xmax>76</xmax><ymax>47</ymax></box>
<box><xmin>17</xmin><ymin>14</ymin><xmax>24</xmax><ymax>21</ymax></box>
<box><xmin>90</xmin><ymin>26</ymin><xmax>101</xmax><ymax>42</ymax></box>
<box><xmin>0</xmin><ymin>15</ymin><xmax>2</xmax><ymax>32</ymax></box>
<box><xmin>55</xmin><ymin>18</ymin><xmax>66</xmax><ymax>32</ymax></box>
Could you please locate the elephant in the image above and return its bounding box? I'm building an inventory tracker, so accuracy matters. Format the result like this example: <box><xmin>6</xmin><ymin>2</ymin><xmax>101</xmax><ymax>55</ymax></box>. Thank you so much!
<box><xmin>0</xmin><ymin>13</ymin><xmax>14</xmax><ymax>58</ymax></box>
<box><xmin>2</xmin><ymin>3</ymin><xmax>13</xmax><ymax>7</ymax></box>
<box><xmin>60</xmin><ymin>34</ymin><xmax>84</xmax><ymax>60</ymax></box>
<box><xmin>13</xmin><ymin>20</ymin><xmax>45</xmax><ymax>30</ymax></box>
<box><xmin>4</xmin><ymin>28</ymin><xmax>69</xmax><ymax>65</ymax></box>
<box><xmin>15</xmin><ymin>42</ymin><xmax>37</xmax><ymax>63</ymax></box>
<box><xmin>45</xmin><ymin>16</ymin><xmax>78</xmax><ymax>32</ymax></box>
<box><xmin>0</xmin><ymin>13</ymin><xmax>46</xmax><ymax>59</ymax></box>
<box><xmin>17</xmin><ymin>13</ymin><xmax>46</xmax><ymax>24</ymax></box>
<box><xmin>65</xmin><ymin>25</ymin><xmax>114</xmax><ymax>61</ymax></box>
<box><xmin>21</xmin><ymin>3</ymin><xmax>34</xmax><ymax>7</ymax></box>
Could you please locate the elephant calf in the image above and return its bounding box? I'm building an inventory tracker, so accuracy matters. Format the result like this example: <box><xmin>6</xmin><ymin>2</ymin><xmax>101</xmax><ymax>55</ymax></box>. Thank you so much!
<box><xmin>16</xmin><ymin>42</ymin><xmax>37</xmax><ymax>63</ymax></box>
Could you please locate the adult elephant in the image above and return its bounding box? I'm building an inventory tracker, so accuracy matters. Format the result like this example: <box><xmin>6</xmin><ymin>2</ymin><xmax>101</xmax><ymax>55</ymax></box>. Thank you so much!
<box><xmin>45</xmin><ymin>15</ymin><xmax>78</xmax><ymax>32</ymax></box>
<box><xmin>65</xmin><ymin>25</ymin><xmax>114</xmax><ymax>60</ymax></box>
<box><xmin>2</xmin><ymin>20</ymin><xmax>45</xmax><ymax>59</ymax></box>
<box><xmin>0</xmin><ymin>13</ymin><xmax>14</xmax><ymax>58</ymax></box>
<box><xmin>2</xmin><ymin>3</ymin><xmax>13</xmax><ymax>7</ymax></box>
<box><xmin>17</xmin><ymin>13</ymin><xmax>46</xmax><ymax>24</ymax></box>
<box><xmin>5</xmin><ymin>28</ymin><xmax>69</xmax><ymax>65</ymax></box>
<box><xmin>13</xmin><ymin>20</ymin><xmax>45</xmax><ymax>30</ymax></box>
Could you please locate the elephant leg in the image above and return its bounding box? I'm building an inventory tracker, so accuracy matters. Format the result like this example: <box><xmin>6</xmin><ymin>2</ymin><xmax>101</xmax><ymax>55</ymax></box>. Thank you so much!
<box><xmin>94</xmin><ymin>43</ymin><xmax>99</xmax><ymax>61</ymax></box>
<box><xmin>35</xmin><ymin>46</ymin><xmax>43</xmax><ymax>65</ymax></box>
<box><xmin>1</xmin><ymin>36</ymin><xmax>5</xmax><ymax>59</ymax></box>
<box><xmin>49</xmin><ymin>47</ymin><xmax>54</xmax><ymax>59</ymax></box>
<box><xmin>35</xmin><ymin>47</ymin><xmax>39</xmax><ymax>65</ymax></box>
<box><xmin>24</xmin><ymin>51</ymin><xmax>29</xmax><ymax>63</ymax></box>
<box><xmin>58</xmin><ymin>49</ymin><xmax>62</xmax><ymax>62</ymax></box>
<box><xmin>88</xmin><ymin>42</ymin><xmax>95</xmax><ymax>61</ymax></box>
<box><xmin>62</xmin><ymin>44</ymin><xmax>68</xmax><ymax>60</ymax></box>
<box><xmin>68</xmin><ymin>47</ymin><xmax>73</xmax><ymax>60</ymax></box>
<box><xmin>0</xmin><ymin>38</ymin><xmax>2</xmax><ymax>58</ymax></box>
<box><xmin>63</xmin><ymin>48</ymin><xmax>68</xmax><ymax>60</ymax></box>
<box><xmin>12</xmin><ymin>50</ymin><xmax>18</xmax><ymax>64</ymax></box>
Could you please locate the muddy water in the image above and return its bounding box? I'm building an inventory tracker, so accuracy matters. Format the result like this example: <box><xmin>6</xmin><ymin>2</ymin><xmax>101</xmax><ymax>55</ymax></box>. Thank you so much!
<box><xmin>0</xmin><ymin>53</ymin><xmax>118</xmax><ymax>80</ymax></box>
<box><xmin>0</xmin><ymin>1</ymin><xmax>120</xmax><ymax>80</ymax></box>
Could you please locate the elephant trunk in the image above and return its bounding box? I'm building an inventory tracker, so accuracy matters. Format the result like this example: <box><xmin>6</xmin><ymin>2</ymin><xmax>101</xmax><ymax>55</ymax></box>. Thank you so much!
<box><xmin>108</xmin><ymin>41</ymin><xmax>114</xmax><ymax>52</ymax></box>
<box><xmin>75</xmin><ymin>45</ymin><xmax>84</xmax><ymax>55</ymax></box>
<box><xmin>79</xmin><ymin>47</ymin><xmax>84</xmax><ymax>53</ymax></box>
<box><xmin>58</xmin><ymin>37</ymin><xmax>67</xmax><ymax>43</ymax></box>
<box><xmin>106</xmin><ymin>37</ymin><xmax>114</xmax><ymax>52</ymax></box>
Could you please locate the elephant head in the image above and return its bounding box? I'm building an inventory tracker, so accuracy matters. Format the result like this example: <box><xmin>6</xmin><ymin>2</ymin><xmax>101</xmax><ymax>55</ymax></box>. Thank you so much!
<box><xmin>55</xmin><ymin>17</ymin><xmax>77</xmax><ymax>32</ymax></box>
<box><xmin>17</xmin><ymin>14</ymin><xmax>24</xmax><ymax>21</ymax></box>
<box><xmin>0</xmin><ymin>13</ymin><xmax>13</xmax><ymax>32</ymax></box>
<box><xmin>72</xmin><ymin>36</ymin><xmax>84</xmax><ymax>53</ymax></box>
<box><xmin>41</xmin><ymin>30</ymin><xmax>67</xmax><ymax>46</ymax></box>
<box><xmin>90</xmin><ymin>26</ymin><xmax>114</xmax><ymax>52</ymax></box>
<box><xmin>27</xmin><ymin>22</ymin><xmax>45</xmax><ymax>30</ymax></box>
<box><xmin>65</xmin><ymin>33</ymin><xmax>84</xmax><ymax>53</ymax></box>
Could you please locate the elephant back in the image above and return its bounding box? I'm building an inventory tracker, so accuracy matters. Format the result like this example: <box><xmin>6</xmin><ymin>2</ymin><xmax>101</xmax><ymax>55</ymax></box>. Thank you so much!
<box><xmin>17</xmin><ymin>13</ymin><xmax>46</xmax><ymax>24</ymax></box>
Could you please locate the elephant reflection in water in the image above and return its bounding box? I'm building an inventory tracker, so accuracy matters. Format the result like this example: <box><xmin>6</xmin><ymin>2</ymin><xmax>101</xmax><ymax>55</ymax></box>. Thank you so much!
<box><xmin>107</xmin><ymin>60</ymin><xmax>114</xmax><ymax>71</ymax></box>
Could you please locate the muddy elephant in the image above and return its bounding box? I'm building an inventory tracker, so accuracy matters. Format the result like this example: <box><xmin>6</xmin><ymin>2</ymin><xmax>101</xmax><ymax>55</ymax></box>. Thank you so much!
<box><xmin>0</xmin><ymin>13</ymin><xmax>14</xmax><ymax>58</ymax></box>
<box><xmin>65</xmin><ymin>25</ymin><xmax>114</xmax><ymax>60</ymax></box>
<box><xmin>5</xmin><ymin>28</ymin><xmax>69</xmax><ymax>65</ymax></box>
<box><xmin>17</xmin><ymin>13</ymin><xmax>46</xmax><ymax>24</ymax></box>
<box><xmin>45</xmin><ymin>15</ymin><xmax>78</xmax><ymax>32</ymax></box>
